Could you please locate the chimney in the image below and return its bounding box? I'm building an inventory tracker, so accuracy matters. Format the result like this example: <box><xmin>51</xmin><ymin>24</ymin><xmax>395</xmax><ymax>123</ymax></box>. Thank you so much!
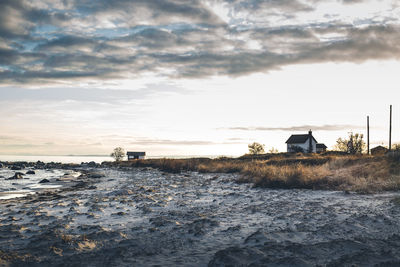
<box><xmin>308</xmin><ymin>129</ymin><xmax>312</xmax><ymax>153</ymax></box>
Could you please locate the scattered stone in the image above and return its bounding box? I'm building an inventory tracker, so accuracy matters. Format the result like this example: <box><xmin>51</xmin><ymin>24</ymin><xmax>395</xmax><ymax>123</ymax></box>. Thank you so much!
<box><xmin>88</xmin><ymin>161</ymin><xmax>97</xmax><ymax>167</ymax></box>
<box><xmin>26</xmin><ymin>170</ymin><xmax>36</xmax><ymax>175</ymax></box>
<box><xmin>112</xmin><ymin>211</ymin><xmax>126</xmax><ymax>216</ymax></box>
<box><xmin>11</xmin><ymin>166</ymin><xmax>22</xmax><ymax>170</ymax></box>
<box><xmin>149</xmin><ymin>216</ymin><xmax>177</xmax><ymax>227</ymax></box>
<box><xmin>7</xmin><ymin>172</ymin><xmax>24</xmax><ymax>180</ymax></box>
<box><xmin>39</xmin><ymin>179</ymin><xmax>50</xmax><ymax>183</ymax></box>
<box><xmin>87</xmin><ymin>172</ymin><xmax>105</xmax><ymax>178</ymax></box>
<box><xmin>108</xmin><ymin>189</ymin><xmax>133</xmax><ymax>196</ymax></box>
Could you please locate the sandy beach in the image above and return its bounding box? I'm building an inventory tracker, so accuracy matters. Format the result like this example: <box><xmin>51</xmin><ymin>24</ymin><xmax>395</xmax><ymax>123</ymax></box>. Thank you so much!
<box><xmin>1</xmin><ymin>165</ymin><xmax>400</xmax><ymax>266</ymax></box>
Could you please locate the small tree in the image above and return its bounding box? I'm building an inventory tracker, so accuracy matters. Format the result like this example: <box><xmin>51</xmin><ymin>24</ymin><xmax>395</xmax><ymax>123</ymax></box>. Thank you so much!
<box><xmin>268</xmin><ymin>147</ymin><xmax>279</xmax><ymax>154</ymax></box>
<box><xmin>248</xmin><ymin>142</ymin><xmax>265</xmax><ymax>155</ymax></box>
<box><xmin>110</xmin><ymin>147</ymin><xmax>125</xmax><ymax>161</ymax></box>
<box><xmin>335</xmin><ymin>133</ymin><xmax>365</xmax><ymax>154</ymax></box>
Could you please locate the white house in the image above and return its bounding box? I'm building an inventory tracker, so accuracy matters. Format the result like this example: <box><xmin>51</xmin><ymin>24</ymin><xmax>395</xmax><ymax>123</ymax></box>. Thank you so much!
<box><xmin>127</xmin><ymin>151</ymin><xmax>146</xmax><ymax>160</ymax></box>
<box><xmin>286</xmin><ymin>130</ymin><xmax>318</xmax><ymax>153</ymax></box>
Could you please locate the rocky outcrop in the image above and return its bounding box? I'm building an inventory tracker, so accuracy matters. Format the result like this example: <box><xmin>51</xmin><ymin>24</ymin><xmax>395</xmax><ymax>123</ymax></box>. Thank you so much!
<box><xmin>11</xmin><ymin>166</ymin><xmax>22</xmax><ymax>170</ymax></box>
<box><xmin>7</xmin><ymin>172</ymin><xmax>24</xmax><ymax>180</ymax></box>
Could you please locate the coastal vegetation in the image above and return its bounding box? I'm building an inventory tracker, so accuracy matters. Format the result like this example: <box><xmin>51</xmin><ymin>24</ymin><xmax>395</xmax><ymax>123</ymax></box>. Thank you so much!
<box><xmin>334</xmin><ymin>132</ymin><xmax>366</xmax><ymax>154</ymax></box>
<box><xmin>110</xmin><ymin>147</ymin><xmax>125</xmax><ymax>162</ymax></box>
<box><xmin>247</xmin><ymin>142</ymin><xmax>265</xmax><ymax>155</ymax></box>
<box><xmin>103</xmin><ymin>152</ymin><xmax>400</xmax><ymax>193</ymax></box>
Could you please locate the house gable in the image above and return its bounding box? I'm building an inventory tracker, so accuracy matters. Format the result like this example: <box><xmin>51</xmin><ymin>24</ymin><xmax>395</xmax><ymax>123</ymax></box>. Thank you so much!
<box><xmin>286</xmin><ymin>134</ymin><xmax>318</xmax><ymax>144</ymax></box>
<box><xmin>286</xmin><ymin>131</ymin><xmax>318</xmax><ymax>153</ymax></box>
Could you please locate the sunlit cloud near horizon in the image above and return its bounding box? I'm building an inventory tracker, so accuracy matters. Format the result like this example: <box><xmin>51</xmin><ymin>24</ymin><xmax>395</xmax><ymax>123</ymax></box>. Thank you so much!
<box><xmin>1</xmin><ymin>0</ymin><xmax>400</xmax><ymax>156</ymax></box>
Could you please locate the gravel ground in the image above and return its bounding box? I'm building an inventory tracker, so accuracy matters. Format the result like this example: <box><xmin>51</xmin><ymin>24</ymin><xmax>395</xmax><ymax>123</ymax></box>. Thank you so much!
<box><xmin>1</xmin><ymin>167</ymin><xmax>400</xmax><ymax>266</ymax></box>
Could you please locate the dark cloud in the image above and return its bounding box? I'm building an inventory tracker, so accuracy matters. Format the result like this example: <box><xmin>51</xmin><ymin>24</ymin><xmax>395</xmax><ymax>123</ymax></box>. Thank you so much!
<box><xmin>222</xmin><ymin>124</ymin><xmax>365</xmax><ymax>131</ymax></box>
<box><xmin>75</xmin><ymin>0</ymin><xmax>224</xmax><ymax>25</ymax></box>
<box><xmin>35</xmin><ymin>35</ymin><xmax>100</xmax><ymax>52</ymax></box>
<box><xmin>223</xmin><ymin>0</ymin><xmax>314</xmax><ymax>13</ymax></box>
<box><xmin>0</xmin><ymin>0</ymin><xmax>399</xmax><ymax>84</ymax></box>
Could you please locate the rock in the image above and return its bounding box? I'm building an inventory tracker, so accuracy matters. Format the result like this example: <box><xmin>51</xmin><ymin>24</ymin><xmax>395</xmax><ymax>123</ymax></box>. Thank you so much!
<box><xmin>35</xmin><ymin>161</ymin><xmax>45</xmax><ymax>169</ymax></box>
<box><xmin>39</xmin><ymin>179</ymin><xmax>50</xmax><ymax>183</ymax></box>
<box><xmin>87</xmin><ymin>172</ymin><xmax>105</xmax><ymax>178</ymax></box>
<box><xmin>112</xmin><ymin>211</ymin><xmax>126</xmax><ymax>216</ymax></box>
<box><xmin>88</xmin><ymin>161</ymin><xmax>97</xmax><ymax>167</ymax></box>
<box><xmin>26</xmin><ymin>170</ymin><xmax>35</xmax><ymax>175</ymax></box>
<box><xmin>11</xmin><ymin>166</ymin><xmax>22</xmax><ymax>170</ymax></box>
<box><xmin>108</xmin><ymin>189</ymin><xmax>133</xmax><ymax>196</ymax></box>
<box><xmin>7</xmin><ymin>172</ymin><xmax>24</xmax><ymax>180</ymax></box>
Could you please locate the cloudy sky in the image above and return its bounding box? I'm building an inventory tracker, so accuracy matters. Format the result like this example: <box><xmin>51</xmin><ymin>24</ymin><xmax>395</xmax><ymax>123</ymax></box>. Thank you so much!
<box><xmin>0</xmin><ymin>0</ymin><xmax>399</xmax><ymax>156</ymax></box>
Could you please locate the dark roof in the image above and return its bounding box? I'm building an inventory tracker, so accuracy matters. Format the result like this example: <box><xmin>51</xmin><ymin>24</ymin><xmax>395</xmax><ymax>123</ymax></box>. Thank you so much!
<box><xmin>371</xmin><ymin>146</ymin><xmax>387</xmax><ymax>151</ymax></box>
<box><xmin>316</xmin><ymin>143</ymin><xmax>327</xmax><ymax>149</ymax></box>
<box><xmin>127</xmin><ymin>152</ymin><xmax>146</xmax><ymax>156</ymax></box>
<box><xmin>286</xmin><ymin>134</ymin><xmax>317</xmax><ymax>144</ymax></box>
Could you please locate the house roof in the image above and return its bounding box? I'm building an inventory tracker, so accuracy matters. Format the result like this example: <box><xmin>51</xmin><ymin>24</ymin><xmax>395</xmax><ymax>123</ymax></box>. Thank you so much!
<box><xmin>127</xmin><ymin>152</ymin><xmax>146</xmax><ymax>156</ymax></box>
<box><xmin>316</xmin><ymin>143</ymin><xmax>327</xmax><ymax>149</ymax></box>
<box><xmin>286</xmin><ymin>134</ymin><xmax>317</xmax><ymax>144</ymax></box>
<box><xmin>371</xmin><ymin>145</ymin><xmax>387</xmax><ymax>151</ymax></box>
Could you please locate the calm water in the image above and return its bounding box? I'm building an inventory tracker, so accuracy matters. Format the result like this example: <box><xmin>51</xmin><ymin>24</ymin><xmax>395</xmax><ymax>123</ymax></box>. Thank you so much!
<box><xmin>0</xmin><ymin>154</ymin><xmax>222</xmax><ymax>163</ymax></box>
<box><xmin>0</xmin><ymin>155</ymin><xmax>112</xmax><ymax>164</ymax></box>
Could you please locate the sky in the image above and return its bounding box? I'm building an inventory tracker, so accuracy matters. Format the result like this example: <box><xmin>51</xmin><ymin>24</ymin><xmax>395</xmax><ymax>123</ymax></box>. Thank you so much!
<box><xmin>0</xmin><ymin>0</ymin><xmax>400</xmax><ymax>157</ymax></box>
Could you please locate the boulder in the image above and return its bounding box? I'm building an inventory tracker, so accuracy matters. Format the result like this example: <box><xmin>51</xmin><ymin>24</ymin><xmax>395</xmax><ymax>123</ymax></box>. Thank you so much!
<box><xmin>35</xmin><ymin>161</ymin><xmax>45</xmax><ymax>169</ymax></box>
<box><xmin>87</xmin><ymin>172</ymin><xmax>105</xmax><ymax>178</ymax></box>
<box><xmin>7</xmin><ymin>172</ymin><xmax>24</xmax><ymax>180</ymax></box>
<box><xmin>11</xmin><ymin>166</ymin><xmax>22</xmax><ymax>170</ymax></box>
<box><xmin>88</xmin><ymin>161</ymin><xmax>97</xmax><ymax>167</ymax></box>
<box><xmin>26</xmin><ymin>170</ymin><xmax>36</xmax><ymax>175</ymax></box>
<box><xmin>39</xmin><ymin>179</ymin><xmax>50</xmax><ymax>183</ymax></box>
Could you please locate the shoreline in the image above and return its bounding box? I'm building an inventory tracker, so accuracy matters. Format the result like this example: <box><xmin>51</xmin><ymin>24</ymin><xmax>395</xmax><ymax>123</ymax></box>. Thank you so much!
<box><xmin>2</xmin><ymin>152</ymin><xmax>400</xmax><ymax>194</ymax></box>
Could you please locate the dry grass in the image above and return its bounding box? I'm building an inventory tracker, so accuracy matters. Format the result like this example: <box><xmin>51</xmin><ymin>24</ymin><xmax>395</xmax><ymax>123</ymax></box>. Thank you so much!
<box><xmin>238</xmin><ymin>163</ymin><xmax>332</xmax><ymax>190</ymax></box>
<box><xmin>105</xmin><ymin>153</ymin><xmax>400</xmax><ymax>193</ymax></box>
<box><xmin>239</xmin><ymin>155</ymin><xmax>400</xmax><ymax>193</ymax></box>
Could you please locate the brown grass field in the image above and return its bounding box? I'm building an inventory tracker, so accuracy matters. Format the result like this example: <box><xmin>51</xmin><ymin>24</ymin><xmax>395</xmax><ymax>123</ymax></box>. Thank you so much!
<box><xmin>103</xmin><ymin>152</ymin><xmax>400</xmax><ymax>193</ymax></box>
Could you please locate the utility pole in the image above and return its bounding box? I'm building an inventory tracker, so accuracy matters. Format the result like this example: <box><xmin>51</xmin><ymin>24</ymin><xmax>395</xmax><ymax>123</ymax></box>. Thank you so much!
<box><xmin>389</xmin><ymin>105</ymin><xmax>392</xmax><ymax>152</ymax></box>
<box><xmin>367</xmin><ymin>116</ymin><xmax>370</xmax><ymax>155</ymax></box>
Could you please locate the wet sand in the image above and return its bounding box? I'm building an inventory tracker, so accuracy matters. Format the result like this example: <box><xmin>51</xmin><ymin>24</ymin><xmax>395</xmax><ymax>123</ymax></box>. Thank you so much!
<box><xmin>1</xmin><ymin>167</ymin><xmax>400</xmax><ymax>266</ymax></box>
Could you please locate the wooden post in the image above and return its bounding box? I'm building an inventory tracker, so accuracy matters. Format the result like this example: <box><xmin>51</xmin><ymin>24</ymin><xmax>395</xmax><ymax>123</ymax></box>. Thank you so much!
<box><xmin>389</xmin><ymin>105</ymin><xmax>392</xmax><ymax>152</ymax></box>
<box><xmin>367</xmin><ymin>116</ymin><xmax>370</xmax><ymax>155</ymax></box>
